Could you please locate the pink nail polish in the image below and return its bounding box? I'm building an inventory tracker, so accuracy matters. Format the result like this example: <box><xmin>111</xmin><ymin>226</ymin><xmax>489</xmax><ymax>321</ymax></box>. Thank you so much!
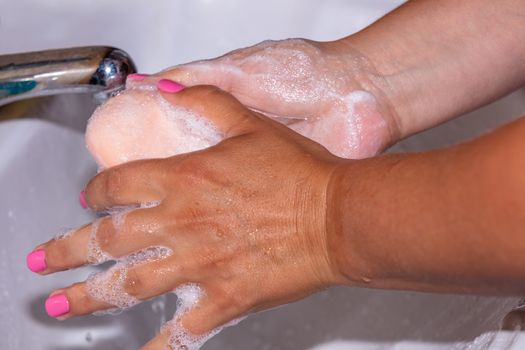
<box><xmin>45</xmin><ymin>294</ymin><xmax>70</xmax><ymax>318</ymax></box>
<box><xmin>26</xmin><ymin>249</ymin><xmax>46</xmax><ymax>272</ymax></box>
<box><xmin>79</xmin><ymin>191</ymin><xmax>87</xmax><ymax>209</ymax></box>
<box><xmin>127</xmin><ymin>73</ymin><xmax>149</xmax><ymax>82</ymax></box>
<box><xmin>157</xmin><ymin>79</ymin><xmax>185</xmax><ymax>93</ymax></box>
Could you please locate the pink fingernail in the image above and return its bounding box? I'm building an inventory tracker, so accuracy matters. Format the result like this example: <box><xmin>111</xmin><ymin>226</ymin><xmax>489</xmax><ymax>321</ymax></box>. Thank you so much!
<box><xmin>45</xmin><ymin>294</ymin><xmax>70</xmax><ymax>318</ymax></box>
<box><xmin>79</xmin><ymin>191</ymin><xmax>87</xmax><ymax>209</ymax></box>
<box><xmin>157</xmin><ymin>79</ymin><xmax>185</xmax><ymax>93</ymax></box>
<box><xmin>127</xmin><ymin>73</ymin><xmax>149</xmax><ymax>82</ymax></box>
<box><xmin>26</xmin><ymin>249</ymin><xmax>46</xmax><ymax>273</ymax></box>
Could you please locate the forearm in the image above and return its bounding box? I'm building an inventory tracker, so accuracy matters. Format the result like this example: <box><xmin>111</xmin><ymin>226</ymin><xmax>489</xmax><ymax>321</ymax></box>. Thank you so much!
<box><xmin>337</xmin><ymin>0</ymin><xmax>525</xmax><ymax>139</ymax></box>
<box><xmin>327</xmin><ymin>116</ymin><xmax>525</xmax><ymax>295</ymax></box>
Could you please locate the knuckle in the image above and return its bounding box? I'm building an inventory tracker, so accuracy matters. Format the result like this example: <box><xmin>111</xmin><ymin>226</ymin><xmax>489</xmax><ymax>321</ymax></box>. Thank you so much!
<box><xmin>48</xmin><ymin>240</ymin><xmax>74</xmax><ymax>269</ymax></box>
<box><xmin>123</xmin><ymin>269</ymin><xmax>146</xmax><ymax>298</ymax></box>
<box><xmin>65</xmin><ymin>283</ymin><xmax>96</xmax><ymax>316</ymax></box>
<box><xmin>103</xmin><ymin>167</ymin><xmax>126</xmax><ymax>203</ymax></box>
<box><xmin>218</xmin><ymin>284</ymin><xmax>249</xmax><ymax>311</ymax></box>
<box><xmin>72</xmin><ymin>285</ymin><xmax>96</xmax><ymax>314</ymax></box>
<box><xmin>172</xmin><ymin>156</ymin><xmax>197</xmax><ymax>174</ymax></box>
<box><xmin>95</xmin><ymin>218</ymin><xmax>116</xmax><ymax>250</ymax></box>
<box><xmin>192</xmin><ymin>245</ymin><xmax>219</xmax><ymax>268</ymax></box>
<box><xmin>172</xmin><ymin>157</ymin><xmax>209</xmax><ymax>184</ymax></box>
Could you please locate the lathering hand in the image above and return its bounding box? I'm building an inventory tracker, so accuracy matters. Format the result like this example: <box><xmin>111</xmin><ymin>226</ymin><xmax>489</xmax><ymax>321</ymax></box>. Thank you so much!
<box><xmin>129</xmin><ymin>38</ymin><xmax>400</xmax><ymax>159</ymax></box>
<box><xmin>28</xmin><ymin>85</ymin><xmax>347</xmax><ymax>349</ymax></box>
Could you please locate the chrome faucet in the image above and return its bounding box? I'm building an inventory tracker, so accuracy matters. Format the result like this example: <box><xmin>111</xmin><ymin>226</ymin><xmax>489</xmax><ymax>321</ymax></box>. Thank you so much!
<box><xmin>0</xmin><ymin>46</ymin><xmax>136</xmax><ymax>131</ymax></box>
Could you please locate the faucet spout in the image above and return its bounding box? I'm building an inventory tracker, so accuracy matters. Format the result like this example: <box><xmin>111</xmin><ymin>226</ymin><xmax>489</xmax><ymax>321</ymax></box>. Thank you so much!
<box><xmin>0</xmin><ymin>46</ymin><xmax>136</xmax><ymax>106</ymax></box>
<box><xmin>0</xmin><ymin>46</ymin><xmax>136</xmax><ymax>131</ymax></box>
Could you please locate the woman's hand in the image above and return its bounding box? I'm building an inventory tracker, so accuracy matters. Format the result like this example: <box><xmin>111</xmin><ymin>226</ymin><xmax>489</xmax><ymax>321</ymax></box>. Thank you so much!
<box><xmin>129</xmin><ymin>39</ymin><xmax>400</xmax><ymax>159</ymax></box>
<box><xmin>27</xmin><ymin>85</ymin><xmax>348</xmax><ymax>349</ymax></box>
<box><xmin>134</xmin><ymin>0</ymin><xmax>525</xmax><ymax>152</ymax></box>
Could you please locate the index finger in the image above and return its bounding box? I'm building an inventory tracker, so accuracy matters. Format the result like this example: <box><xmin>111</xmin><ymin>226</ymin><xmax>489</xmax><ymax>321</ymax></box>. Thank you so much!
<box><xmin>84</xmin><ymin>158</ymin><xmax>168</xmax><ymax>211</ymax></box>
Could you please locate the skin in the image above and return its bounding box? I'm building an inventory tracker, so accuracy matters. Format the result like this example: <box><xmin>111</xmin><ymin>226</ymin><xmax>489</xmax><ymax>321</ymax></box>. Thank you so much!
<box><xmin>327</xmin><ymin>116</ymin><xmax>525</xmax><ymax>295</ymax></box>
<box><xmin>130</xmin><ymin>39</ymin><xmax>397</xmax><ymax>159</ymax></box>
<box><xmin>142</xmin><ymin>0</ymin><xmax>525</xmax><ymax>149</ymax></box>
<box><xmin>29</xmin><ymin>0</ymin><xmax>525</xmax><ymax>349</ymax></box>
<box><xmin>35</xmin><ymin>85</ymin><xmax>345</xmax><ymax>344</ymax></box>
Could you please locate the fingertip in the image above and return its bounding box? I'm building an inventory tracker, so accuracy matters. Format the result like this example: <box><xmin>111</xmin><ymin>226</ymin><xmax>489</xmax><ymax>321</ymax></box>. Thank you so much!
<box><xmin>45</xmin><ymin>292</ymin><xmax>70</xmax><ymax>318</ymax></box>
<box><xmin>26</xmin><ymin>249</ymin><xmax>46</xmax><ymax>273</ymax></box>
<box><xmin>79</xmin><ymin>190</ymin><xmax>88</xmax><ymax>209</ymax></box>
<box><xmin>83</xmin><ymin>175</ymin><xmax>101</xmax><ymax>211</ymax></box>
<box><xmin>127</xmin><ymin>73</ymin><xmax>150</xmax><ymax>82</ymax></box>
<box><xmin>157</xmin><ymin>79</ymin><xmax>185</xmax><ymax>94</ymax></box>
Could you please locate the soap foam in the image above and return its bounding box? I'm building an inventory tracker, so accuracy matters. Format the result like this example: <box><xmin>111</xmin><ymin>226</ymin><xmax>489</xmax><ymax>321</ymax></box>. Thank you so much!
<box><xmin>87</xmin><ymin>201</ymin><xmax>163</xmax><ymax>265</ymax></box>
<box><xmin>86</xmin><ymin>219</ymin><xmax>114</xmax><ymax>265</ymax></box>
<box><xmin>110</xmin><ymin>207</ymin><xmax>133</xmax><ymax>234</ymax></box>
<box><xmin>162</xmin><ymin>284</ymin><xmax>246</xmax><ymax>350</ymax></box>
<box><xmin>141</xmin><ymin>200</ymin><xmax>161</xmax><ymax>209</ymax></box>
<box><xmin>87</xmin><ymin>246</ymin><xmax>173</xmax><ymax>315</ymax></box>
<box><xmin>88</xmin><ymin>262</ymin><xmax>137</xmax><ymax>315</ymax></box>
<box><xmin>54</xmin><ymin>228</ymin><xmax>75</xmax><ymax>241</ymax></box>
<box><xmin>168</xmin><ymin>38</ymin><xmax>389</xmax><ymax>159</ymax></box>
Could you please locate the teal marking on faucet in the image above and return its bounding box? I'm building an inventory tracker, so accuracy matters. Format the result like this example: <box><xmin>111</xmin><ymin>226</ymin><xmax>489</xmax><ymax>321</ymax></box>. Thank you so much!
<box><xmin>0</xmin><ymin>80</ymin><xmax>37</xmax><ymax>97</ymax></box>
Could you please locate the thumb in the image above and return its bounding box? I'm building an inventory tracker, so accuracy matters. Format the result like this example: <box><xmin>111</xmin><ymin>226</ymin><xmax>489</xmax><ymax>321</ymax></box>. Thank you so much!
<box><xmin>157</xmin><ymin>81</ymin><xmax>263</xmax><ymax>138</ymax></box>
<box><xmin>160</xmin><ymin>61</ymin><xmax>233</xmax><ymax>90</ymax></box>
<box><xmin>127</xmin><ymin>59</ymin><xmax>232</xmax><ymax>92</ymax></box>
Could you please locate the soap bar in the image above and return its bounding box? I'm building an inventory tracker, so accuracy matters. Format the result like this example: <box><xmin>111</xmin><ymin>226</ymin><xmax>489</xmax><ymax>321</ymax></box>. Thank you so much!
<box><xmin>86</xmin><ymin>87</ymin><xmax>221</xmax><ymax>169</ymax></box>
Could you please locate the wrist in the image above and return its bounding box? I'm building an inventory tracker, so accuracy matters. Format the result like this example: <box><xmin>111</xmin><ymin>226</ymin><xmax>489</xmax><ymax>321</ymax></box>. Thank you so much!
<box><xmin>324</xmin><ymin>159</ymin><xmax>373</xmax><ymax>286</ymax></box>
<box><xmin>302</xmin><ymin>159</ymin><xmax>350</xmax><ymax>288</ymax></box>
<box><xmin>324</xmin><ymin>155</ymin><xmax>408</xmax><ymax>287</ymax></box>
<box><xmin>319</xmin><ymin>38</ymin><xmax>404</xmax><ymax>149</ymax></box>
<box><xmin>331</xmin><ymin>0</ymin><xmax>525</xmax><ymax>140</ymax></box>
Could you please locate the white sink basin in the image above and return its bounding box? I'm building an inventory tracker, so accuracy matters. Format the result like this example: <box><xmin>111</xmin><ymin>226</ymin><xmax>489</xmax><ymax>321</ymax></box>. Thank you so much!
<box><xmin>2</xmin><ymin>1</ymin><xmax>525</xmax><ymax>349</ymax></box>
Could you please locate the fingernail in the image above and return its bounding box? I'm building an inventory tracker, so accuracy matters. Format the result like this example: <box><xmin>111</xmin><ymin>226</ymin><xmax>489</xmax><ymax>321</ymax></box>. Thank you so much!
<box><xmin>79</xmin><ymin>191</ymin><xmax>87</xmax><ymax>209</ymax></box>
<box><xmin>26</xmin><ymin>249</ymin><xmax>46</xmax><ymax>273</ymax></box>
<box><xmin>45</xmin><ymin>294</ymin><xmax>70</xmax><ymax>318</ymax></box>
<box><xmin>127</xmin><ymin>73</ymin><xmax>149</xmax><ymax>82</ymax></box>
<box><xmin>157</xmin><ymin>79</ymin><xmax>185</xmax><ymax>93</ymax></box>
